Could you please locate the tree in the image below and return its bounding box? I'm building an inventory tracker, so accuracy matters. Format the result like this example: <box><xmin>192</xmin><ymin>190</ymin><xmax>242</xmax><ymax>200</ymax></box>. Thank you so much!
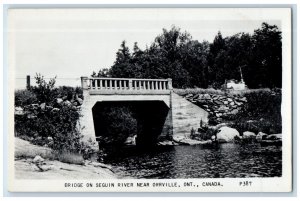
<box><xmin>250</xmin><ymin>23</ymin><xmax>282</xmax><ymax>88</ymax></box>
<box><xmin>94</xmin><ymin>23</ymin><xmax>282</xmax><ymax>89</ymax></box>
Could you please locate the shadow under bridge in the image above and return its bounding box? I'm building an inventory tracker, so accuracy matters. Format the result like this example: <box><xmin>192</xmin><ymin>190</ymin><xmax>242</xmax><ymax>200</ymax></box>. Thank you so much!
<box><xmin>92</xmin><ymin>100</ymin><xmax>172</xmax><ymax>147</ymax></box>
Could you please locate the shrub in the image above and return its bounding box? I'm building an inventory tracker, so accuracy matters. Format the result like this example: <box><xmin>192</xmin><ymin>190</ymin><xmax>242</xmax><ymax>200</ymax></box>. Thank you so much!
<box><xmin>54</xmin><ymin>86</ymin><xmax>83</xmax><ymax>101</ymax></box>
<box><xmin>15</xmin><ymin>90</ymin><xmax>37</xmax><ymax>107</ymax></box>
<box><xmin>94</xmin><ymin>106</ymin><xmax>137</xmax><ymax>146</ymax></box>
<box><xmin>30</xmin><ymin>73</ymin><xmax>56</xmax><ymax>103</ymax></box>
<box><xmin>15</xmin><ymin>73</ymin><xmax>91</xmax><ymax>158</ymax></box>
<box><xmin>231</xmin><ymin>90</ymin><xmax>282</xmax><ymax>134</ymax></box>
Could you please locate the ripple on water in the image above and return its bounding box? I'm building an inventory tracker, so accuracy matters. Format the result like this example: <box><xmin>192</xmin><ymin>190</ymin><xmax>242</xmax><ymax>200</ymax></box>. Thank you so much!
<box><xmin>102</xmin><ymin>143</ymin><xmax>282</xmax><ymax>179</ymax></box>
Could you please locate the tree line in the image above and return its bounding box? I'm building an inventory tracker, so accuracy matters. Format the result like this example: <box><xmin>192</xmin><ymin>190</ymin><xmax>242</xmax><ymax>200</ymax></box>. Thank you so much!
<box><xmin>92</xmin><ymin>23</ymin><xmax>282</xmax><ymax>89</ymax></box>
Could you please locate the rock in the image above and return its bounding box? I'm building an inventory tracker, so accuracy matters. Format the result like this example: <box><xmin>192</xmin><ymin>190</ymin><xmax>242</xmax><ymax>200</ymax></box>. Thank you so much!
<box><xmin>216</xmin><ymin>113</ymin><xmax>222</xmax><ymax>117</ymax></box>
<box><xmin>124</xmin><ymin>135</ymin><xmax>136</xmax><ymax>145</ymax></box>
<box><xmin>266</xmin><ymin>134</ymin><xmax>282</xmax><ymax>140</ymax></box>
<box><xmin>40</xmin><ymin>164</ymin><xmax>54</xmax><ymax>171</ymax></box>
<box><xmin>31</xmin><ymin>104</ymin><xmax>39</xmax><ymax>109</ymax></box>
<box><xmin>239</xmin><ymin>97</ymin><xmax>247</xmax><ymax>102</ymax></box>
<box><xmin>76</xmin><ymin>98</ymin><xmax>83</xmax><ymax>105</ymax></box>
<box><xmin>45</xmin><ymin>105</ymin><xmax>53</xmax><ymax>110</ymax></box>
<box><xmin>227</xmin><ymin>98</ymin><xmax>233</xmax><ymax>102</ymax></box>
<box><xmin>256</xmin><ymin>132</ymin><xmax>268</xmax><ymax>142</ymax></box>
<box><xmin>243</xmin><ymin>131</ymin><xmax>256</xmax><ymax>138</ymax></box>
<box><xmin>173</xmin><ymin>136</ymin><xmax>212</xmax><ymax>145</ymax></box>
<box><xmin>62</xmin><ymin>96</ymin><xmax>68</xmax><ymax>101</ymax></box>
<box><xmin>51</xmin><ymin>108</ymin><xmax>60</xmax><ymax>112</ymax></box>
<box><xmin>27</xmin><ymin>113</ymin><xmax>37</xmax><ymax>119</ymax></box>
<box><xmin>216</xmin><ymin>127</ymin><xmax>239</xmax><ymax>143</ymax></box>
<box><xmin>230</xmin><ymin>102</ymin><xmax>235</xmax><ymax>106</ymax></box>
<box><xmin>40</xmin><ymin>103</ymin><xmax>46</xmax><ymax>110</ymax></box>
<box><xmin>63</xmin><ymin>100</ymin><xmax>72</xmax><ymax>106</ymax></box>
<box><xmin>47</xmin><ymin>137</ymin><xmax>53</xmax><ymax>141</ymax></box>
<box><xmin>223</xmin><ymin>101</ymin><xmax>229</xmax><ymax>105</ymax></box>
<box><xmin>73</xmin><ymin>102</ymin><xmax>78</xmax><ymax>106</ymax></box>
<box><xmin>56</xmin><ymin>98</ymin><xmax>63</xmax><ymax>104</ymax></box>
<box><xmin>192</xmin><ymin>94</ymin><xmax>199</xmax><ymax>99</ymax></box>
<box><xmin>229</xmin><ymin>109</ymin><xmax>239</xmax><ymax>115</ymax></box>
<box><xmin>202</xmin><ymin>94</ymin><xmax>211</xmax><ymax>100</ymax></box>
<box><xmin>216</xmin><ymin>118</ymin><xmax>222</xmax><ymax>122</ymax></box>
<box><xmin>158</xmin><ymin>141</ymin><xmax>174</xmax><ymax>146</ymax></box>
<box><xmin>186</xmin><ymin>94</ymin><xmax>193</xmax><ymax>98</ymax></box>
<box><xmin>15</xmin><ymin>107</ymin><xmax>24</xmax><ymax>115</ymax></box>
<box><xmin>196</xmin><ymin>100</ymin><xmax>206</xmax><ymax>105</ymax></box>
<box><xmin>214</xmin><ymin>100</ymin><xmax>223</xmax><ymax>105</ymax></box>
<box><xmin>33</xmin><ymin>155</ymin><xmax>44</xmax><ymax>163</ymax></box>
<box><xmin>219</xmin><ymin>105</ymin><xmax>229</xmax><ymax>111</ymax></box>
<box><xmin>236</xmin><ymin>102</ymin><xmax>243</xmax><ymax>106</ymax></box>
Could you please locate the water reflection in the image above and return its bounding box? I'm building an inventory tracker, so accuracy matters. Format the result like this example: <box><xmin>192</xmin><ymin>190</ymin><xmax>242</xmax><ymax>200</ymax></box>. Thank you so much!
<box><xmin>101</xmin><ymin>143</ymin><xmax>282</xmax><ymax>179</ymax></box>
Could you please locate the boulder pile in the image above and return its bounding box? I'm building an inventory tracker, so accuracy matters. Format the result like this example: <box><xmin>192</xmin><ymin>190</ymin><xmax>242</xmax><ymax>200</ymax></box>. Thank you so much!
<box><xmin>15</xmin><ymin>96</ymin><xmax>83</xmax><ymax>118</ymax></box>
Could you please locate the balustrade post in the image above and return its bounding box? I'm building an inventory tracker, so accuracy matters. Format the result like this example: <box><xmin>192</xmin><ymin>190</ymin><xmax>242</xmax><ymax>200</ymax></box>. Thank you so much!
<box><xmin>109</xmin><ymin>80</ymin><xmax>112</xmax><ymax>90</ymax></box>
<box><xmin>81</xmin><ymin>76</ymin><xmax>89</xmax><ymax>89</ymax></box>
<box><xmin>99</xmin><ymin>79</ymin><xmax>102</xmax><ymax>89</ymax></box>
<box><xmin>95</xmin><ymin>79</ymin><xmax>98</xmax><ymax>89</ymax></box>
<box><xmin>104</xmin><ymin>80</ymin><xmax>107</xmax><ymax>89</ymax></box>
<box><xmin>129</xmin><ymin>79</ymin><xmax>132</xmax><ymax>90</ymax></box>
<box><xmin>167</xmin><ymin>78</ymin><xmax>173</xmax><ymax>90</ymax></box>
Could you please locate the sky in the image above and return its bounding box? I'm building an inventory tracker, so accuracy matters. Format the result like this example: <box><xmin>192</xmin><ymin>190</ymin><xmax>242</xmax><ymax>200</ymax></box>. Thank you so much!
<box><xmin>8</xmin><ymin>8</ymin><xmax>283</xmax><ymax>88</ymax></box>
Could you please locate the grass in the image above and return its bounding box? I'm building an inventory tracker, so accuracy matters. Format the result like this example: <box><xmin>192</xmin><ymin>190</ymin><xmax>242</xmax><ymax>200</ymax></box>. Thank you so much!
<box><xmin>173</xmin><ymin>87</ymin><xmax>273</xmax><ymax>96</ymax></box>
<box><xmin>55</xmin><ymin>152</ymin><xmax>85</xmax><ymax>165</ymax></box>
<box><xmin>173</xmin><ymin>88</ymin><xmax>225</xmax><ymax>96</ymax></box>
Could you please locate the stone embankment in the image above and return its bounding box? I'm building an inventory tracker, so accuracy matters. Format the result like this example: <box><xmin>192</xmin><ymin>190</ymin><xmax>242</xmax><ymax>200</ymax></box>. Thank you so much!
<box><xmin>174</xmin><ymin>91</ymin><xmax>282</xmax><ymax>145</ymax></box>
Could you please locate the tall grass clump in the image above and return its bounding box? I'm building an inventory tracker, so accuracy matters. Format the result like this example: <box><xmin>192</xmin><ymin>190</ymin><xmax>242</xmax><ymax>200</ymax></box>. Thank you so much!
<box><xmin>173</xmin><ymin>88</ymin><xmax>225</xmax><ymax>96</ymax></box>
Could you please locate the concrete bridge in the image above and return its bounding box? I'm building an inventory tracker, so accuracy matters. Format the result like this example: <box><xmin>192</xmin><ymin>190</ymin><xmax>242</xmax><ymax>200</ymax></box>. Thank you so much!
<box><xmin>79</xmin><ymin>77</ymin><xmax>208</xmax><ymax>147</ymax></box>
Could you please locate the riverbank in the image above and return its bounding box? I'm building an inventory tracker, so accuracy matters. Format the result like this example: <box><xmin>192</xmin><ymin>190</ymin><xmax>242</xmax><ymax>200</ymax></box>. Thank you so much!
<box><xmin>14</xmin><ymin>138</ymin><xmax>118</xmax><ymax>179</ymax></box>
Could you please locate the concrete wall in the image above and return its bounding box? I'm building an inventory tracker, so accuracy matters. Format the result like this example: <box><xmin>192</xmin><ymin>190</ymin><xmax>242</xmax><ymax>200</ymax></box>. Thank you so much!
<box><xmin>171</xmin><ymin>93</ymin><xmax>209</xmax><ymax>140</ymax></box>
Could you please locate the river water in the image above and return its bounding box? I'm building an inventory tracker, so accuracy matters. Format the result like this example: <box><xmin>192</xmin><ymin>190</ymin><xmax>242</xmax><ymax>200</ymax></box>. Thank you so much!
<box><xmin>102</xmin><ymin>143</ymin><xmax>282</xmax><ymax>179</ymax></box>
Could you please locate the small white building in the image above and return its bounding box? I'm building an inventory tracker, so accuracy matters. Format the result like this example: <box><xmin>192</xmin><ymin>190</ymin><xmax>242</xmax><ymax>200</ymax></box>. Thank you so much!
<box><xmin>226</xmin><ymin>79</ymin><xmax>247</xmax><ymax>90</ymax></box>
<box><xmin>224</xmin><ymin>67</ymin><xmax>247</xmax><ymax>90</ymax></box>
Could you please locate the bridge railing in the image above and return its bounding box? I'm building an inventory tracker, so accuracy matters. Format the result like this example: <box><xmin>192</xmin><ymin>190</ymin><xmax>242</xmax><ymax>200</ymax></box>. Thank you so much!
<box><xmin>81</xmin><ymin>77</ymin><xmax>173</xmax><ymax>91</ymax></box>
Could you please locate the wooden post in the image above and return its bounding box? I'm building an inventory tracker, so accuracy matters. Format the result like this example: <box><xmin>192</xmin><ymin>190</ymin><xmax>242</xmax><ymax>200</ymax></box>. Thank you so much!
<box><xmin>26</xmin><ymin>75</ymin><xmax>30</xmax><ymax>90</ymax></box>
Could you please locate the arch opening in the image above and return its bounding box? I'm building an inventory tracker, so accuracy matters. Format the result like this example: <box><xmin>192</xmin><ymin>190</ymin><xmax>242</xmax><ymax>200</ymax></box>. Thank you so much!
<box><xmin>92</xmin><ymin>100</ymin><xmax>170</xmax><ymax>147</ymax></box>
